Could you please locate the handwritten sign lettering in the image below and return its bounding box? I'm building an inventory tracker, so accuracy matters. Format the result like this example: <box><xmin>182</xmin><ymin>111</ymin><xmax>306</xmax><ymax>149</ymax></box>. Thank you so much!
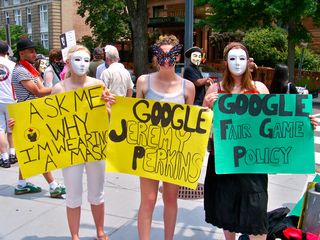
<box><xmin>8</xmin><ymin>85</ymin><xmax>108</xmax><ymax>178</ymax></box>
<box><xmin>213</xmin><ymin>94</ymin><xmax>315</xmax><ymax>174</ymax></box>
<box><xmin>107</xmin><ymin>97</ymin><xmax>213</xmax><ymax>189</ymax></box>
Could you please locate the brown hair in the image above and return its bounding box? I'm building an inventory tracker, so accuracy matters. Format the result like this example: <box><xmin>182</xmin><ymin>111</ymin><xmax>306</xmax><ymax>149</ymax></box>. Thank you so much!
<box><xmin>155</xmin><ymin>35</ymin><xmax>180</xmax><ymax>47</ymax></box>
<box><xmin>49</xmin><ymin>48</ymin><xmax>62</xmax><ymax>62</ymax></box>
<box><xmin>222</xmin><ymin>42</ymin><xmax>254</xmax><ymax>93</ymax></box>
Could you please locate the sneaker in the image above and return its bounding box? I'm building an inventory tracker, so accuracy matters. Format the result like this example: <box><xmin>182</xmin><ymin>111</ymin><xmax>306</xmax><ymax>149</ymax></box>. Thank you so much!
<box><xmin>50</xmin><ymin>183</ymin><xmax>66</xmax><ymax>198</ymax></box>
<box><xmin>9</xmin><ymin>154</ymin><xmax>18</xmax><ymax>164</ymax></box>
<box><xmin>15</xmin><ymin>182</ymin><xmax>42</xmax><ymax>195</ymax></box>
<box><xmin>0</xmin><ymin>159</ymin><xmax>10</xmax><ymax>168</ymax></box>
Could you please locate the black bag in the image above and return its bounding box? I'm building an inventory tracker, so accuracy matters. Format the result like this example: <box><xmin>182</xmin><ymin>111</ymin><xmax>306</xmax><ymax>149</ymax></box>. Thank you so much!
<box><xmin>267</xmin><ymin>207</ymin><xmax>299</xmax><ymax>240</ymax></box>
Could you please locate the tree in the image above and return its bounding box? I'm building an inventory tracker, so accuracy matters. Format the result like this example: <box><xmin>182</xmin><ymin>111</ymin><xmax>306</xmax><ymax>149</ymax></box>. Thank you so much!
<box><xmin>205</xmin><ymin>0</ymin><xmax>319</xmax><ymax>81</ymax></box>
<box><xmin>0</xmin><ymin>25</ymin><xmax>27</xmax><ymax>53</ymax></box>
<box><xmin>77</xmin><ymin>0</ymin><xmax>148</xmax><ymax>77</ymax></box>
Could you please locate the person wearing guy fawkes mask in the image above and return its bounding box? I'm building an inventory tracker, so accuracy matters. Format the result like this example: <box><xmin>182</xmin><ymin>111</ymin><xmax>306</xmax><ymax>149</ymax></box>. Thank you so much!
<box><xmin>43</xmin><ymin>48</ymin><xmax>64</xmax><ymax>87</ymax></box>
<box><xmin>183</xmin><ymin>46</ymin><xmax>212</xmax><ymax>106</ymax></box>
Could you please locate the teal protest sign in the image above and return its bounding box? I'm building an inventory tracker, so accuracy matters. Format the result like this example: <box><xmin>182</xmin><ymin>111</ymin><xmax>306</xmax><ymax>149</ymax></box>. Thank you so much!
<box><xmin>213</xmin><ymin>94</ymin><xmax>315</xmax><ymax>174</ymax></box>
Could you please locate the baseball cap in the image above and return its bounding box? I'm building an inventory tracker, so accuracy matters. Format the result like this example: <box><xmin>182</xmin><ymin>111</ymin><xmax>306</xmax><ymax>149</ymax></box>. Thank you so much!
<box><xmin>0</xmin><ymin>40</ymin><xmax>9</xmax><ymax>54</ymax></box>
<box><xmin>16</xmin><ymin>38</ymin><xmax>36</xmax><ymax>52</ymax></box>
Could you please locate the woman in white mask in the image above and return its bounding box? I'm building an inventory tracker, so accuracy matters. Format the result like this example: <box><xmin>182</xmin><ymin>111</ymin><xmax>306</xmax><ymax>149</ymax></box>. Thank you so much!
<box><xmin>203</xmin><ymin>42</ymin><xmax>270</xmax><ymax>240</ymax></box>
<box><xmin>51</xmin><ymin>45</ymin><xmax>114</xmax><ymax>240</ymax></box>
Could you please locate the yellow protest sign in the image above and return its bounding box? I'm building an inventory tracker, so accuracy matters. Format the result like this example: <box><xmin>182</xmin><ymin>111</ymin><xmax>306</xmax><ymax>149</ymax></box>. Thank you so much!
<box><xmin>8</xmin><ymin>85</ymin><xmax>109</xmax><ymax>179</ymax></box>
<box><xmin>106</xmin><ymin>97</ymin><xmax>213</xmax><ymax>189</ymax></box>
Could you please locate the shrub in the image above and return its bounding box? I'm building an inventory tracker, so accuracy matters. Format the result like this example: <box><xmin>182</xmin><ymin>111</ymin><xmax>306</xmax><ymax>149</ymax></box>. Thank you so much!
<box><xmin>242</xmin><ymin>27</ymin><xmax>287</xmax><ymax>67</ymax></box>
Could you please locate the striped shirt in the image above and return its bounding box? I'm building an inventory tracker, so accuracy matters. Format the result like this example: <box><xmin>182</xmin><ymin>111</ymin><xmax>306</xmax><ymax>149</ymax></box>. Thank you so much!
<box><xmin>12</xmin><ymin>64</ymin><xmax>38</xmax><ymax>102</ymax></box>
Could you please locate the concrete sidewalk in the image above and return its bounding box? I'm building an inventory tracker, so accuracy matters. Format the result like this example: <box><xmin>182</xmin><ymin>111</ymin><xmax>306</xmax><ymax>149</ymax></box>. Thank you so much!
<box><xmin>0</xmin><ymin>162</ymin><xmax>315</xmax><ymax>240</ymax></box>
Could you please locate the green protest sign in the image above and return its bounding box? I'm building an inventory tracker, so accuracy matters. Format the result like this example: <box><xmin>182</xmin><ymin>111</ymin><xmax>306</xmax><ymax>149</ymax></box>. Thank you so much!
<box><xmin>213</xmin><ymin>94</ymin><xmax>315</xmax><ymax>174</ymax></box>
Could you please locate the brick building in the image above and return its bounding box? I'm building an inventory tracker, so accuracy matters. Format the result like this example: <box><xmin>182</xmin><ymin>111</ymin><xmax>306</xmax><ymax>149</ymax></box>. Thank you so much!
<box><xmin>0</xmin><ymin>0</ymin><xmax>91</xmax><ymax>50</ymax></box>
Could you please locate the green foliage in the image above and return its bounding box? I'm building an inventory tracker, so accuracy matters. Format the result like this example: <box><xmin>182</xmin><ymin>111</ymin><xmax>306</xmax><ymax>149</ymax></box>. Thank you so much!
<box><xmin>242</xmin><ymin>27</ymin><xmax>287</xmax><ymax>67</ymax></box>
<box><xmin>195</xmin><ymin>0</ymin><xmax>209</xmax><ymax>7</ymax></box>
<box><xmin>77</xmin><ymin>0</ymin><xmax>130</xmax><ymax>45</ymax></box>
<box><xmin>78</xmin><ymin>35</ymin><xmax>98</xmax><ymax>53</ymax></box>
<box><xmin>295</xmin><ymin>47</ymin><xmax>320</xmax><ymax>71</ymax></box>
<box><xmin>35</xmin><ymin>42</ymin><xmax>49</xmax><ymax>56</ymax></box>
<box><xmin>295</xmin><ymin>76</ymin><xmax>319</xmax><ymax>92</ymax></box>
<box><xmin>0</xmin><ymin>25</ymin><xmax>27</xmax><ymax>53</ymax></box>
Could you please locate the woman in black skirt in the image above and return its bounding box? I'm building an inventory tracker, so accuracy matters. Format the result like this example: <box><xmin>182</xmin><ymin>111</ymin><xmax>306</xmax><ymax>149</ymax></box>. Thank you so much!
<box><xmin>203</xmin><ymin>42</ymin><xmax>270</xmax><ymax>240</ymax></box>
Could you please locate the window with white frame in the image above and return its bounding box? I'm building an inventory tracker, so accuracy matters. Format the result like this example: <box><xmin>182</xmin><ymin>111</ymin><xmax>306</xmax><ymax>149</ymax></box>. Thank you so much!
<box><xmin>4</xmin><ymin>0</ymin><xmax>9</xmax><ymax>7</ymax></box>
<box><xmin>14</xmin><ymin>9</ymin><xmax>22</xmax><ymax>26</ymax></box>
<box><xmin>41</xmin><ymin>32</ymin><xmax>49</xmax><ymax>50</ymax></box>
<box><xmin>27</xmin><ymin>8</ymin><xmax>32</xmax><ymax>34</ymax></box>
<box><xmin>39</xmin><ymin>4</ymin><xmax>48</xmax><ymax>33</ymax></box>
<box><xmin>5</xmin><ymin>11</ymin><xmax>9</xmax><ymax>24</ymax></box>
<box><xmin>13</xmin><ymin>0</ymin><xmax>20</xmax><ymax>5</ymax></box>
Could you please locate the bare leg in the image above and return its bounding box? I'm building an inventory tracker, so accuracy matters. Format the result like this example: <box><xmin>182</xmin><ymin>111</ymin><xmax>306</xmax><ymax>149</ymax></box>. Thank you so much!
<box><xmin>162</xmin><ymin>182</ymin><xmax>179</xmax><ymax>240</ymax></box>
<box><xmin>249</xmin><ymin>234</ymin><xmax>266</xmax><ymax>240</ymax></box>
<box><xmin>7</xmin><ymin>132</ymin><xmax>13</xmax><ymax>149</ymax></box>
<box><xmin>42</xmin><ymin>172</ymin><xmax>55</xmax><ymax>184</ymax></box>
<box><xmin>138</xmin><ymin>177</ymin><xmax>159</xmax><ymax>240</ymax></box>
<box><xmin>91</xmin><ymin>203</ymin><xmax>109</xmax><ymax>239</ymax></box>
<box><xmin>0</xmin><ymin>132</ymin><xmax>8</xmax><ymax>154</ymax></box>
<box><xmin>223</xmin><ymin>230</ymin><xmax>236</xmax><ymax>240</ymax></box>
<box><xmin>66</xmin><ymin>206</ymin><xmax>81</xmax><ymax>240</ymax></box>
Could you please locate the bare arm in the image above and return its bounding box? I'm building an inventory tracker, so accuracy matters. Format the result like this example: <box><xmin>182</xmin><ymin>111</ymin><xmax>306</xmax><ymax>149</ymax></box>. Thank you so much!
<box><xmin>255</xmin><ymin>81</ymin><xmax>269</xmax><ymax>94</ymax></box>
<box><xmin>44</xmin><ymin>71</ymin><xmax>54</xmax><ymax>87</ymax></box>
<box><xmin>136</xmin><ymin>75</ymin><xmax>148</xmax><ymax>99</ymax></box>
<box><xmin>126</xmin><ymin>88</ymin><xmax>133</xmax><ymax>97</ymax></box>
<box><xmin>21</xmin><ymin>79</ymin><xmax>52</xmax><ymax>97</ymax></box>
<box><xmin>185</xmin><ymin>80</ymin><xmax>195</xmax><ymax>105</ymax></box>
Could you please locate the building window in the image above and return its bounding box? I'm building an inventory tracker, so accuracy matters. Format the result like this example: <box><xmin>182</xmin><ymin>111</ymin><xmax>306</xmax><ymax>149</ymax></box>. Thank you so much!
<box><xmin>13</xmin><ymin>0</ymin><xmax>20</xmax><ymax>5</ymax></box>
<box><xmin>39</xmin><ymin>4</ymin><xmax>48</xmax><ymax>33</ymax></box>
<box><xmin>153</xmin><ymin>6</ymin><xmax>164</xmax><ymax>17</ymax></box>
<box><xmin>41</xmin><ymin>33</ymin><xmax>49</xmax><ymax>49</ymax></box>
<box><xmin>5</xmin><ymin>11</ymin><xmax>9</xmax><ymax>24</ymax></box>
<box><xmin>4</xmin><ymin>0</ymin><xmax>9</xmax><ymax>7</ymax></box>
<box><xmin>28</xmin><ymin>34</ymin><xmax>32</xmax><ymax>41</ymax></box>
<box><xmin>14</xmin><ymin>9</ymin><xmax>22</xmax><ymax>26</ymax></box>
<box><xmin>27</xmin><ymin>8</ymin><xmax>32</xmax><ymax>34</ymax></box>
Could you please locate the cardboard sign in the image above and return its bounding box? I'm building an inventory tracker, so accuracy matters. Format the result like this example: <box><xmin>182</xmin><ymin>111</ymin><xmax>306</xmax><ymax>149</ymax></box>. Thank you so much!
<box><xmin>60</xmin><ymin>30</ymin><xmax>76</xmax><ymax>62</ymax></box>
<box><xmin>106</xmin><ymin>97</ymin><xmax>213</xmax><ymax>189</ymax></box>
<box><xmin>213</xmin><ymin>94</ymin><xmax>315</xmax><ymax>174</ymax></box>
<box><xmin>8</xmin><ymin>85</ymin><xmax>109</xmax><ymax>178</ymax></box>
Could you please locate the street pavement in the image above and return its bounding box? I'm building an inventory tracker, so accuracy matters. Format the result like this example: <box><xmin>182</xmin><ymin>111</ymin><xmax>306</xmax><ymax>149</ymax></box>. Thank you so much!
<box><xmin>0</xmin><ymin>161</ymin><xmax>318</xmax><ymax>240</ymax></box>
<box><xmin>1</xmin><ymin>96</ymin><xmax>320</xmax><ymax>240</ymax></box>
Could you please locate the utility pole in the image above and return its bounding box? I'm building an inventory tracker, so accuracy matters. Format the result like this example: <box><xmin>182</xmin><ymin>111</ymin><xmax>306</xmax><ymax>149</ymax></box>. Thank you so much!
<box><xmin>5</xmin><ymin>24</ymin><xmax>11</xmax><ymax>46</ymax></box>
<box><xmin>184</xmin><ymin>0</ymin><xmax>194</xmax><ymax>67</ymax></box>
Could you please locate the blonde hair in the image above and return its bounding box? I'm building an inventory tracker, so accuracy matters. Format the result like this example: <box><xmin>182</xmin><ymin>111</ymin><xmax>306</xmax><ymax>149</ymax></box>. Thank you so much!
<box><xmin>66</xmin><ymin>45</ymin><xmax>90</xmax><ymax>62</ymax></box>
<box><xmin>222</xmin><ymin>42</ymin><xmax>254</xmax><ymax>93</ymax></box>
<box><xmin>66</xmin><ymin>45</ymin><xmax>90</xmax><ymax>78</ymax></box>
<box><xmin>155</xmin><ymin>35</ymin><xmax>179</xmax><ymax>47</ymax></box>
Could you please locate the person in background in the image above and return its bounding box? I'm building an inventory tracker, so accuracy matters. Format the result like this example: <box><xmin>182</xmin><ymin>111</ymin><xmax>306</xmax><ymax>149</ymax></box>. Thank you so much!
<box><xmin>183</xmin><ymin>46</ymin><xmax>212</xmax><ymax>106</ymax></box>
<box><xmin>0</xmin><ymin>40</ymin><xmax>17</xmax><ymax>168</ymax></box>
<box><xmin>248</xmin><ymin>57</ymin><xmax>258</xmax><ymax>80</ymax></box>
<box><xmin>96</xmin><ymin>47</ymin><xmax>109</xmax><ymax>80</ymax></box>
<box><xmin>88</xmin><ymin>47</ymin><xmax>104</xmax><ymax>78</ymax></box>
<box><xmin>135</xmin><ymin>34</ymin><xmax>195</xmax><ymax>240</ymax></box>
<box><xmin>269</xmin><ymin>63</ymin><xmax>298</xmax><ymax>94</ymax></box>
<box><xmin>100</xmin><ymin>45</ymin><xmax>134</xmax><ymax>97</ymax></box>
<box><xmin>43</xmin><ymin>48</ymin><xmax>64</xmax><ymax>87</ymax></box>
<box><xmin>11</xmin><ymin>38</ymin><xmax>65</xmax><ymax>198</ymax></box>
<box><xmin>51</xmin><ymin>45</ymin><xmax>114</xmax><ymax>240</ymax></box>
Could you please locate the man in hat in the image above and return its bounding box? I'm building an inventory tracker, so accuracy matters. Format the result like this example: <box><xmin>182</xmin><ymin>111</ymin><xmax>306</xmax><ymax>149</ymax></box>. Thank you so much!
<box><xmin>11</xmin><ymin>38</ymin><xmax>65</xmax><ymax>198</ymax></box>
<box><xmin>0</xmin><ymin>40</ymin><xmax>17</xmax><ymax>168</ymax></box>
<box><xmin>88</xmin><ymin>47</ymin><xmax>104</xmax><ymax>78</ymax></box>
<box><xmin>183</xmin><ymin>46</ymin><xmax>212</xmax><ymax>106</ymax></box>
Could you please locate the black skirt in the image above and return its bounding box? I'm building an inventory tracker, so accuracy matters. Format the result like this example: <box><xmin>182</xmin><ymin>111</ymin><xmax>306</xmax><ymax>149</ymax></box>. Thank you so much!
<box><xmin>204</xmin><ymin>154</ymin><xmax>269</xmax><ymax>235</ymax></box>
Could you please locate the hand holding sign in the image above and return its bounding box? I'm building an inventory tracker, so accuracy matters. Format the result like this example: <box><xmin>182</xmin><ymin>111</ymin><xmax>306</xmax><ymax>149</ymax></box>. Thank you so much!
<box><xmin>203</xmin><ymin>82</ymin><xmax>219</xmax><ymax>109</ymax></box>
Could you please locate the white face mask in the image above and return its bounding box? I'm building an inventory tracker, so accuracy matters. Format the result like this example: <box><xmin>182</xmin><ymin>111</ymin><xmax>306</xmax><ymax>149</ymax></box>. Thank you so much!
<box><xmin>190</xmin><ymin>52</ymin><xmax>202</xmax><ymax>66</ymax></box>
<box><xmin>227</xmin><ymin>48</ymin><xmax>247</xmax><ymax>76</ymax></box>
<box><xmin>70</xmin><ymin>50</ymin><xmax>90</xmax><ymax>76</ymax></box>
<box><xmin>39</xmin><ymin>59</ymin><xmax>47</xmax><ymax>73</ymax></box>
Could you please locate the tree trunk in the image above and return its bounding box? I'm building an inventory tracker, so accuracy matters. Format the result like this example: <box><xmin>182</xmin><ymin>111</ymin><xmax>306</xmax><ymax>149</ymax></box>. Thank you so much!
<box><xmin>287</xmin><ymin>19</ymin><xmax>296</xmax><ymax>82</ymax></box>
<box><xmin>127</xmin><ymin>0</ymin><xmax>148</xmax><ymax>78</ymax></box>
